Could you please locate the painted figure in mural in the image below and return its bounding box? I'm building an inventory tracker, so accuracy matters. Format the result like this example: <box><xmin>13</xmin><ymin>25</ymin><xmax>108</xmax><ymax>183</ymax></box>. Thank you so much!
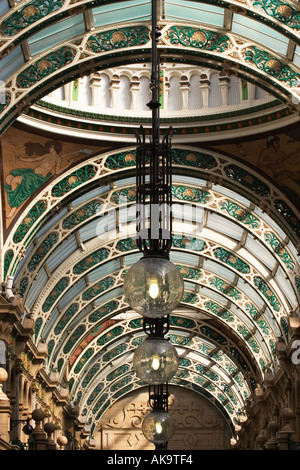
<box><xmin>257</xmin><ymin>135</ymin><xmax>300</xmax><ymax>199</ymax></box>
<box><xmin>5</xmin><ymin>140</ymin><xmax>76</xmax><ymax>219</ymax></box>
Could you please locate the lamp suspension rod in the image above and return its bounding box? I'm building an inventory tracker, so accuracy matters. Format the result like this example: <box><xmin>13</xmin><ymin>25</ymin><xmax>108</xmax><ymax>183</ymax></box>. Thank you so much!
<box><xmin>150</xmin><ymin>0</ymin><xmax>160</xmax><ymax>145</ymax></box>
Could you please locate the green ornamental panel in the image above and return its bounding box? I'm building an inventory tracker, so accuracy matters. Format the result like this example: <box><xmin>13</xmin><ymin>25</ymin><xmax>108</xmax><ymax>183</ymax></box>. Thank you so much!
<box><xmin>168</xmin><ymin>26</ymin><xmax>230</xmax><ymax>52</ymax></box>
<box><xmin>0</xmin><ymin>0</ymin><xmax>65</xmax><ymax>36</ymax></box>
<box><xmin>252</xmin><ymin>0</ymin><xmax>300</xmax><ymax>29</ymax></box>
<box><xmin>16</xmin><ymin>47</ymin><xmax>76</xmax><ymax>88</ymax></box>
<box><xmin>86</xmin><ymin>27</ymin><xmax>150</xmax><ymax>52</ymax></box>
<box><xmin>244</xmin><ymin>46</ymin><xmax>300</xmax><ymax>87</ymax></box>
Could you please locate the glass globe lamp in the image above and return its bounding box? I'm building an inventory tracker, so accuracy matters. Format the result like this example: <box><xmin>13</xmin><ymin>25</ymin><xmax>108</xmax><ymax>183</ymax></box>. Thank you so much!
<box><xmin>142</xmin><ymin>411</ymin><xmax>175</xmax><ymax>445</ymax></box>
<box><xmin>124</xmin><ymin>256</ymin><xmax>184</xmax><ymax>318</ymax></box>
<box><xmin>133</xmin><ymin>337</ymin><xmax>179</xmax><ymax>384</ymax></box>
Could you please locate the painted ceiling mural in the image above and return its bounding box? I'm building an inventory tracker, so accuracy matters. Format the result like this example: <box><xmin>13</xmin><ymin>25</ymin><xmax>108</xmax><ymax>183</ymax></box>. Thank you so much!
<box><xmin>0</xmin><ymin>0</ymin><xmax>299</xmax><ymax>442</ymax></box>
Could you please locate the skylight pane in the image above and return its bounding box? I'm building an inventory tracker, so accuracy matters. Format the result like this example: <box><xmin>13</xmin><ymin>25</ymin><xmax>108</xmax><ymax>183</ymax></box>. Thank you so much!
<box><xmin>59</xmin><ymin>278</ymin><xmax>87</xmax><ymax>309</ymax></box>
<box><xmin>232</xmin><ymin>14</ymin><xmax>288</xmax><ymax>55</ymax></box>
<box><xmin>203</xmin><ymin>259</ymin><xmax>235</xmax><ymax>282</ymax></box>
<box><xmin>275</xmin><ymin>266</ymin><xmax>297</xmax><ymax>309</ymax></box>
<box><xmin>237</xmin><ymin>278</ymin><xmax>264</xmax><ymax>309</ymax></box>
<box><xmin>230</xmin><ymin>304</ymin><xmax>253</xmax><ymax>330</ymax></box>
<box><xmin>200</xmin><ymin>286</ymin><xmax>227</xmax><ymax>304</ymax></box>
<box><xmin>0</xmin><ymin>0</ymin><xmax>9</xmax><ymax>16</ymax></box>
<box><xmin>42</xmin><ymin>307</ymin><xmax>60</xmax><ymax>338</ymax></box>
<box><xmin>170</xmin><ymin>251</ymin><xmax>200</xmax><ymax>266</ymax></box>
<box><xmin>125</xmin><ymin>253</ymin><xmax>142</xmax><ymax>267</ymax></box>
<box><xmin>94</xmin><ymin>287</ymin><xmax>123</xmax><ymax>305</ymax></box>
<box><xmin>89</xmin><ymin>259</ymin><xmax>121</xmax><ymax>282</ymax></box>
<box><xmin>294</xmin><ymin>45</ymin><xmax>300</xmax><ymax>67</ymax></box>
<box><xmin>93</xmin><ymin>0</ymin><xmax>151</xmax><ymax>27</ymax></box>
<box><xmin>173</xmin><ymin>175</ymin><xmax>207</xmax><ymax>187</ymax></box>
<box><xmin>35</xmin><ymin>207</ymin><xmax>68</xmax><ymax>240</ymax></box>
<box><xmin>254</xmin><ymin>206</ymin><xmax>286</xmax><ymax>239</ymax></box>
<box><xmin>28</xmin><ymin>14</ymin><xmax>86</xmax><ymax>56</ymax></box>
<box><xmin>244</xmin><ymin>234</ymin><xmax>276</xmax><ymax>271</ymax></box>
<box><xmin>165</xmin><ymin>0</ymin><xmax>224</xmax><ymax>27</ymax></box>
<box><xmin>212</xmin><ymin>184</ymin><xmax>251</xmax><ymax>206</ymax></box>
<box><xmin>79</xmin><ymin>212</ymin><xmax>116</xmax><ymax>242</ymax></box>
<box><xmin>72</xmin><ymin>185</ymin><xmax>110</xmax><ymax>207</ymax></box>
<box><xmin>206</xmin><ymin>212</ymin><xmax>244</xmax><ymax>240</ymax></box>
<box><xmin>0</xmin><ymin>45</ymin><xmax>24</xmax><ymax>82</ymax></box>
<box><xmin>115</xmin><ymin>177</ymin><xmax>136</xmax><ymax>187</ymax></box>
<box><xmin>25</xmin><ymin>267</ymin><xmax>48</xmax><ymax>309</ymax></box>
<box><xmin>47</xmin><ymin>235</ymin><xmax>78</xmax><ymax>272</ymax></box>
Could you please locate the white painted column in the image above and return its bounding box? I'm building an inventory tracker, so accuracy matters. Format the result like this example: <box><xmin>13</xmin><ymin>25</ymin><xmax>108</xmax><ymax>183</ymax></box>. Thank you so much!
<box><xmin>219</xmin><ymin>72</ymin><xmax>230</xmax><ymax>106</ymax></box>
<box><xmin>130</xmin><ymin>76</ymin><xmax>140</xmax><ymax>110</ymax></box>
<box><xmin>199</xmin><ymin>74</ymin><xmax>210</xmax><ymax>108</ymax></box>
<box><xmin>180</xmin><ymin>75</ymin><xmax>190</xmax><ymax>109</ymax></box>
<box><xmin>110</xmin><ymin>74</ymin><xmax>120</xmax><ymax>108</ymax></box>
<box><xmin>90</xmin><ymin>72</ymin><xmax>102</xmax><ymax>106</ymax></box>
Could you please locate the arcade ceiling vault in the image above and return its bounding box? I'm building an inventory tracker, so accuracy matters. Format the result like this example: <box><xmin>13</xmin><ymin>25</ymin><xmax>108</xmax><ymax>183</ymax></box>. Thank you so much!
<box><xmin>0</xmin><ymin>0</ymin><xmax>300</xmax><ymax>449</ymax></box>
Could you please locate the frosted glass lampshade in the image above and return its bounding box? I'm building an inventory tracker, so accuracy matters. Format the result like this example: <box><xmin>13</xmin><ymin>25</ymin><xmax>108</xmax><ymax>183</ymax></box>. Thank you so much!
<box><xmin>133</xmin><ymin>337</ymin><xmax>179</xmax><ymax>384</ymax></box>
<box><xmin>142</xmin><ymin>411</ymin><xmax>175</xmax><ymax>445</ymax></box>
<box><xmin>124</xmin><ymin>256</ymin><xmax>184</xmax><ymax>318</ymax></box>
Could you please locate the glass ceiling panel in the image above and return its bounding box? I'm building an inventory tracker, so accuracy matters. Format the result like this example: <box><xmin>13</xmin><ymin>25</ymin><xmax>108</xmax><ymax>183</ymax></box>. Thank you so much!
<box><xmin>0</xmin><ymin>45</ymin><xmax>24</xmax><ymax>82</ymax></box>
<box><xmin>254</xmin><ymin>207</ymin><xmax>286</xmax><ymax>240</ymax></box>
<box><xmin>199</xmin><ymin>286</ymin><xmax>227</xmax><ymax>304</ymax></box>
<box><xmin>206</xmin><ymin>212</ymin><xmax>244</xmax><ymax>241</ymax></box>
<box><xmin>125</xmin><ymin>253</ymin><xmax>143</xmax><ymax>266</ymax></box>
<box><xmin>94</xmin><ymin>287</ymin><xmax>123</xmax><ymax>305</ymax></box>
<box><xmin>72</xmin><ymin>185</ymin><xmax>111</xmax><ymax>207</ymax></box>
<box><xmin>88</xmin><ymin>259</ymin><xmax>121</xmax><ymax>282</ymax></box>
<box><xmin>173</xmin><ymin>175</ymin><xmax>207</xmax><ymax>187</ymax></box>
<box><xmin>79</xmin><ymin>212</ymin><xmax>116</xmax><ymax>242</ymax></box>
<box><xmin>46</xmin><ymin>235</ymin><xmax>78</xmax><ymax>272</ymax></box>
<box><xmin>115</xmin><ymin>177</ymin><xmax>136</xmax><ymax>187</ymax></box>
<box><xmin>244</xmin><ymin>234</ymin><xmax>276</xmax><ymax>271</ymax></box>
<box><xmin>14</xmin><ymin>244</ymin><xmax>35</xmax><ymax>279</ymax></box>
<box><xmin>0</xmin><ymin>0</ymin><xmax>9</xmax><ymax>16</ymax></box>
<box><xmin>202</xmin><ymin>258</ymin><xmax>236</xmax><ymax>282</ymax></box>
<box><xmin>59</xmin><ymin>277</ymin><xmax>87</xmax><ymax>310</ymax></box>
<box><xmin>275</xmin><ymin>266</ymin><xmax>297</xmax><ymax>308</ymax></box>
<box><xmin>230</xmin><ymin>304</ymin><xmax>254</xmax><ymax>330</ymax></box>
<box><xmin>165</xmin><ymin>0</ymin><xmax>224</xmax><ymax>27</ymax></box>
<box><xmin>231</xmin><ymin>14</ymin><xmax>289</xmax><ymax>55</ymax></box>
<box><xmin>25</xmin><ymin>267</ymin><xmax>48</xmax><ymax>310</ymax></box>
<box><xmin>28</xmin><ymin>14</ymin><xmax>86</xmax><ymax>56</ymax></box>
<box><xmin>184</xmin><ymin>281</ymin><xmax>195</xmax><ymax>291</ymax></box>
<box><xmin>236</xmin><ymin>277</ymin><xmax>265</xmax><ymax>310</ymax></box>
<box><xmin>170</xmin><ymin>251</ymin><xmax>200</xmax><ymax>266</ymax></box>
<box><xmin>212</xmin><ymin>184</ymin><xmax>251</xmax><ymax>207</ymax></box>
<box><xmin>264</xmin><ymin>307</ymin><xmax>281</xmax><ymax>336</ymax></box>
<box><xmin>93</xmin><ymin>0</ymin><xmax>151</xmax><ymax>28</ymax></box>
<box><xmin>42</xmin><ymin>306</ymin><xmax>59</xmax><ymax>338</ymax></box>
<box><xmin>35</xmin><ymin>207</ymin><xmax>68</xmax><ymax>240</ymax></box>
<box><xmin>294</xmin><ymin>45</ymin><xmax>300</xmax><ymax>68</ymax></box>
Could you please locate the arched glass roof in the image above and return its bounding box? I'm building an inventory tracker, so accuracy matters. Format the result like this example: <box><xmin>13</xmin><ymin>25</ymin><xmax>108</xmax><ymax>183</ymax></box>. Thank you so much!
<box><xmin>1</xmin><ymin>0</ymin><xmax>300</xmax><ymax>442</ymax></box>
<box><xmin>3</xmin><ymin>145</ymin><xmax>299</xmax><ymax>435</ymax></box>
